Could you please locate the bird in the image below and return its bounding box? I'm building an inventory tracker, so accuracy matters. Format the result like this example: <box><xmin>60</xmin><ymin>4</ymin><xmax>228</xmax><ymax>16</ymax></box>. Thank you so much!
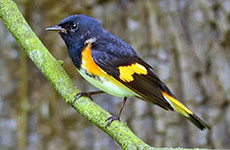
<box><xmin>46</xmin><ymin>14</ymin><xmax>210</xmax><ymax>130</ymax></box>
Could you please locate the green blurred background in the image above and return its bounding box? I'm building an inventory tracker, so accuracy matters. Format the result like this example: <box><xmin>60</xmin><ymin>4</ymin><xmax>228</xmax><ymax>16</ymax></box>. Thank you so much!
<box><xmin>0</xmin><ymin>0</ymin><xmax>230</xmax><ymax>149</ymax></box>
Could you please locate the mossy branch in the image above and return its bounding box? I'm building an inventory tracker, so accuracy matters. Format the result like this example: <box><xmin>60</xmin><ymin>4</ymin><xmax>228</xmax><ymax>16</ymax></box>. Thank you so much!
<box><xmin>0</xmin><ymin>0</ymin><xmax>206</xmax><ymax>150</ymax></box>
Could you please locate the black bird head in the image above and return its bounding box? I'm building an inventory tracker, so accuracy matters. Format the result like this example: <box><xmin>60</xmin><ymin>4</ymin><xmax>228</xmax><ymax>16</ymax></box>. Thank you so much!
<box><xmin>46</xmin><ymin>15</ymin><xmax>105</xmax><ymax>68</ymax></box>
<box><xmin>46</xmin><ymin>15</ymin><xmax>104</xmax><ymax>47</ymax></box>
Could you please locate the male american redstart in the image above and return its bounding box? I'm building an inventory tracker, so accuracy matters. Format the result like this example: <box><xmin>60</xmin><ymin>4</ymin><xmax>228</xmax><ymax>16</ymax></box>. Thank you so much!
<box><xmin>46</xmin><ymin>15</ymin><xmax>210</xmax><ymax>130</ymax></box>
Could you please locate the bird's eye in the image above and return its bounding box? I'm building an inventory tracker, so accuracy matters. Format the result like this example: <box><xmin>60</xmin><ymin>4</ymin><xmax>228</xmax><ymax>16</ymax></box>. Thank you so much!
<box><xmin>70</xmin><ymin>22</ymin><xmax>78</xmax><ymax>31</ymax></box>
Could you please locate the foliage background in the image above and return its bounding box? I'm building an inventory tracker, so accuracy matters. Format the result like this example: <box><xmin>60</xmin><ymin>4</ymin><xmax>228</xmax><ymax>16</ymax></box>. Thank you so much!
<box><xmin>0</xmin><ymin>0</ymin><xmax>229</xmax><ymax>149</ymax></box>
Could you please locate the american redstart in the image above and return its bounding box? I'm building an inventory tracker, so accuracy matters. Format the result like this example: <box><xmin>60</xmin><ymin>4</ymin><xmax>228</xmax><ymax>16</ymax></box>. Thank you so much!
<box><xmin>46</xmin><ymin>15</ymin><xmax>210</xmax><ymax>130</ymax></box>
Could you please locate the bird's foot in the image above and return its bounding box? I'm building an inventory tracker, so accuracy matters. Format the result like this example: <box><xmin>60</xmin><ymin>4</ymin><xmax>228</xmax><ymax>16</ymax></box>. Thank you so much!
<box><xmin>74</xmin><ymin>91</ymin><xmax>104</xmax><ymax>102</ymax></box>
<box><xmin>105</xmin><ymin>114</ymin><xmax>120</xmax><ymax>127</ymax></box>
<box><xmin>74</xmin><ymin>92</ymin><xmax>93</xmax><ymax>101</ymax></box>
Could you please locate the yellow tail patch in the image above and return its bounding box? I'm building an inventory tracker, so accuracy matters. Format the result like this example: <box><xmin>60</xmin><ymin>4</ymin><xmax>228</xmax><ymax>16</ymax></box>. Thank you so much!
<box><xmin>118</xmin><ymin>63</ymin><xmax>148</xmax><ymax>82</ymax></box>
<box><xmin>162</xmin><ymin>91</ymin><xmax>193</xmax><ymax>117</ymax></box>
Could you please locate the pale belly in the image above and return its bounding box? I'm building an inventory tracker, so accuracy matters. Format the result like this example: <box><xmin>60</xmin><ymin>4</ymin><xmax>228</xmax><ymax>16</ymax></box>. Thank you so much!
<box><xmin>78</xmin><ymin>69</ymin><xmax>136</xmax><ymax>98</ymax></box>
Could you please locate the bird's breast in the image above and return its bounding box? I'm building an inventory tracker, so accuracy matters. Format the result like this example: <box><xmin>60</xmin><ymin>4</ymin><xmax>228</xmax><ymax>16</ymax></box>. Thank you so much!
<box><xmin>79</xmin><ymin>43</ymin><xmax>136</xmax><ymax>97</ymax></box>
<box><xmin>81</xmin><ymin>42</ymin><xmax>105</xmax><ymax>76</ymax></box>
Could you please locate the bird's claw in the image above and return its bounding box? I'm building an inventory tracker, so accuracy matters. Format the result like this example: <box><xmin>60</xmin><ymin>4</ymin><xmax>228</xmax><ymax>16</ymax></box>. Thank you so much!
<box><xmin>74</xmin><ymin>92</ymin><xmax>93</xmax><ymax>102</ymax></box>
<box><xmin>105</xmin><ymin>115</ymin><xmax>120</xmax><ymax>127</ymax></box>
<box><xmin>73</xmin><ymin>91</ymin><xmax>104</xmax><ymax>103</ymax></box>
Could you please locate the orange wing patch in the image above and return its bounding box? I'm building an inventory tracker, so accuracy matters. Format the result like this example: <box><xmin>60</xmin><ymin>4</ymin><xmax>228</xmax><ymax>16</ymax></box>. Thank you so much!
<box><xmin>81</xmin><ymin>43</ymin><xmax>105</xmax><ymax>76</ymax></box>
<box><xmin>118</xmin><ymin>63</ymin><xmax>148</xmax><ymax>82</ymax></box>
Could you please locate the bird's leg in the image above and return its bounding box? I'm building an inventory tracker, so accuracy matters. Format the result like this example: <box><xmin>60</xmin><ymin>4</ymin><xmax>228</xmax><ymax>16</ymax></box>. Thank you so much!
<box><xmin>74</xmin><ymin>91</ymin><xmax>104</xmax><ymax>102</ymax></box>
<box><xmin>106</xmin><ymin>97</ymin><xmax>127</xmax><ymax>127</ymax></box>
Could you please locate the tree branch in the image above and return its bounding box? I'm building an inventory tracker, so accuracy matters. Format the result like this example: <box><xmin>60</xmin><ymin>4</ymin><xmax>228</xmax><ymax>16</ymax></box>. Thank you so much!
<box><xmin>0</xmin><ymin>0</ymin><xmax>206</xmax><ymax>149</ymax></box>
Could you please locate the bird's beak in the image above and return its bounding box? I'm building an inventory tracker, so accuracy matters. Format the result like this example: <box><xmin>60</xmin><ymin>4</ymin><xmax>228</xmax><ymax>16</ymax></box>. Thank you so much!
<box><xmin>46</xmin><ymin>25</ymin><xmax>66</xmax><ymax>33</ymax></box>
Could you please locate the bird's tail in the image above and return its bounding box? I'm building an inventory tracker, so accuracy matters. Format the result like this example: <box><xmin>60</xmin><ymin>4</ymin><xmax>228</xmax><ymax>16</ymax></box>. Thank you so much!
<box><xmin>161</xmin><ymin>91</ymin><xmax>210</xmax><ymax>130</ymax></box>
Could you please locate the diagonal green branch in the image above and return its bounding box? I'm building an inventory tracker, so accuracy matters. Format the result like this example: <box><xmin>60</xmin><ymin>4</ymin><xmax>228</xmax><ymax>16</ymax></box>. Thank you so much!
<box><xmin>0</xmin><ymin>0</ymin><xmax>205</xmax><ymax>150</ymax></box>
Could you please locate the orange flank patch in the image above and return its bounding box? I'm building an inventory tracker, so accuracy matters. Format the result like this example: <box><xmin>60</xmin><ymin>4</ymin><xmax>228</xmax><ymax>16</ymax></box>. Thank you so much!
<box><xmin>80</xmin><ymin>42</ymin><xmax>137</xmax><ymax>97</ymax></box>
<box><xmin>81</xmin><ymin>43</ymin><xmax>105</xmax><ymax>76</ymax></box>
<box><xmin>118</xmin><ymin>63</ymin><xmax>148</xmax><ymax>82</ymax></box>
<box><xmin>162</xmin><ymin>91</ymin><xmax>193</xmax><ymax>115</ymax></box>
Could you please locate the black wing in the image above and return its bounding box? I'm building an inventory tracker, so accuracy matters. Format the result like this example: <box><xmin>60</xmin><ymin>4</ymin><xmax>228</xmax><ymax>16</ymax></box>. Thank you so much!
<box><xmin>91</xmin><ymin>36</ymin><xmax>173</xmax><ymax>111</ymax></box>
